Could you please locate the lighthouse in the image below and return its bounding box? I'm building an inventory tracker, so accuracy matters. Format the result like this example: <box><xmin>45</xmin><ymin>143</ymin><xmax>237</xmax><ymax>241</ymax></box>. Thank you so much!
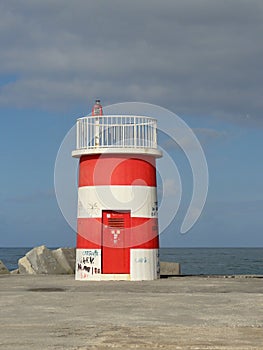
<box><xmin>72</xmin><ymin>100</ymin><xmax>162</xmax><ymax>280</ymax></box>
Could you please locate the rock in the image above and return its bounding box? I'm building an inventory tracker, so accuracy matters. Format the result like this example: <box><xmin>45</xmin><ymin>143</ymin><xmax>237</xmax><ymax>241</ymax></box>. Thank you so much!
<box><xmin>25</xmin><ymin>245</ymin><xmax>68</xmax><ymax>274</ymax></box>
<box><xmin>18</xmin><ymin>256</ymin><xmax>36</xmax><ymax>274</ymax></box>
<box><xmin>160</xmin><ymin>261</ymin><xmax>181</xmax><ymax>276</ymax></box>
<box><xmin>52</xmin><ymin>248</ymin><xmax>76</xmax><ymax>274</ymax></box>
<box><xmin>17</xmin><ymin>246</ymin><xmax>181</xmax><ymax>277</ymax></box>
<box><xmin>18</xmin><ymin>246</ymin><xmax>76</xmax><ymax>275</ymax></box>
<box><xmin>0</xmin><ymin>260</ymin><xmax>10</xmax><ymax>274</ymax></box>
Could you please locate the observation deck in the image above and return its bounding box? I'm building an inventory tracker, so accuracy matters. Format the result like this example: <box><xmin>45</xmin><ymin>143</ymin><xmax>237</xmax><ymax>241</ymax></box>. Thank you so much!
<box><xmin>72</xmin><ymin>115</ymin><xmax>162</xmax><ymax>158</ymax></box>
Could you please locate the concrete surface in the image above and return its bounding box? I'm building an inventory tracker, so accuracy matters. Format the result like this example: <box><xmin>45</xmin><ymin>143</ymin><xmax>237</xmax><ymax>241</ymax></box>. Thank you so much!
<box><xmin>0</xmin><ymin>275</ymin><xmax>263</xmax><ymax>349</ymax></box>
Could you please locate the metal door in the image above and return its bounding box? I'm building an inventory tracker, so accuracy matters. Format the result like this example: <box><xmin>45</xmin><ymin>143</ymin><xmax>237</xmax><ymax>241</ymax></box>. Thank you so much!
<box><xmin>102</xmin><ymin>210</ymin><xmax>130</xmax><ymax>274</ymax></box>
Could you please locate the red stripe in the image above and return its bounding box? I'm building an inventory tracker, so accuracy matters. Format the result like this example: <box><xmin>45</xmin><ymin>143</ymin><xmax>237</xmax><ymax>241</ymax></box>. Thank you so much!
<box><xmin>77</xmin><ymin>235</ymin><xmax>101</xmax><ymax>249</ymax></box>
<box><xmin>77</xmin><ymin>218</ymin><xmax>102</xmax><ymax>248</ymax></box>
<box><xmin>79</xmin><ymin>154</ymin><xmax>156</xmax><ymax>187</ymax></box>
<box><xmin>77</xmin><ymin>217</ymin><xmax>159</xmax><ymax>249</ymax></box>
<box><xmin>77</xmin><ymin>236</ymin><xmax>159</xmax><ymax>250</ymax></box>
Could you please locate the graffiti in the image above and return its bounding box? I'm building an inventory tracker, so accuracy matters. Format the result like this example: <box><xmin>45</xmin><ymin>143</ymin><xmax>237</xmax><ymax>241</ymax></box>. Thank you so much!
<box><xmin>156</xmin><ymin>250</ymin><xmax>160</xmax><ymax>277</ymax></box>
<box><xmin>77</xmin><ymin>265</ymin><xmax>101</xmax><ymax>274</ymax></box>
<box><xmin>78</xmin><ymin>200</ymin><xmax>100</xmax><ymax>218</ymax></box>
<box><xmin>83</xmin><ymin>250</ymin><xmax>99</xmax><ymax>257</ymax></box>
<box><xmin>76</xmin><ymin>249</ymin><xmax>101</xmax><ymax>279</ymax></box>
<box><xmin>87</xmin><ymin>202</ymin><xmax>100</xmax><ymax>217</ymax></box>
<box><xmin>82</xmin><ymin>256</ymin><xmax>95</xmax><ymax>264</ymax></box>
<box><xmin>151</xmin><ymin>201</ymin><xmax>158</xmax><ymax>217</ymax></box>
<box><xmin>135</xmin><ymin>257</ymin><xmax>148</xmax><ymax>263</ymax></box>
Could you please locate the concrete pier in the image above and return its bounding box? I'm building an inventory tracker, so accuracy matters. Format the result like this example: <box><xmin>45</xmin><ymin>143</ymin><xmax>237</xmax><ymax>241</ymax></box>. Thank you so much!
<box><xmin>0</xmin><ymin>275</ymin><xmax>263</xmax><ymax>349</ymax></box>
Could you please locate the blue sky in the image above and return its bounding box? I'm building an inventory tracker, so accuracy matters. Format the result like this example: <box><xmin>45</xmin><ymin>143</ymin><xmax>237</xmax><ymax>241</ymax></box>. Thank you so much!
<box><xmin>0</xmin><ymin>1</ymin><xmax>262</xmax><ymax>247</ymax></box>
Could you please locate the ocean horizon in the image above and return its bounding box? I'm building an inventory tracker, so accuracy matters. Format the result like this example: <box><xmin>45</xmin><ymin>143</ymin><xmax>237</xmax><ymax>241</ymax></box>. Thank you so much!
<box><xmin>0</xmin><ymin>247</ymin><xmax>262</xmax><ymax>275</ymax></box>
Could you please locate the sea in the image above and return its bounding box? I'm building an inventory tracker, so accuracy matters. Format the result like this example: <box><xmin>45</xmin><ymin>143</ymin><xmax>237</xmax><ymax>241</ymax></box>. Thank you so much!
<box><xmin>0</xmin><ymin>247</ymin><xmax>262</xmax><ymax>275</ymax></box>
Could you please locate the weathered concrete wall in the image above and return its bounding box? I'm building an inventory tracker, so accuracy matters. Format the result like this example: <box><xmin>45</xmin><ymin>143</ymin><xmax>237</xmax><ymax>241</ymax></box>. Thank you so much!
<box><xmin>160</xmin><ymin>261</ymin><xmax>181</xmax><ymax>276</ymax></box>
<box><xmin>0</xmin><ymin>260</ymin><xmax>10</xmax><ymax>274</ymax></box>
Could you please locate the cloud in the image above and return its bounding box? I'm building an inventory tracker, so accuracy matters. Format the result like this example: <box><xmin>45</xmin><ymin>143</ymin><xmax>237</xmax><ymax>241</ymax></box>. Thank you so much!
<box><xmin>193</xmin><ymin>128</ymin><xmax>227</xmax><ymax>144</ymax></box>
<box><xmin>0</xmin><ymin>0</ymin><xmax>263</xmax><ymax>124</ymax></box>
<box><xmin>5</xmin><ymin>189</ymin><xmax>55</xmax><ymax>203</ymax></box>
<box><xmin>159</xmin><ymin>127</ymin><xmax>226</xmax><ymax>153</ymax></box>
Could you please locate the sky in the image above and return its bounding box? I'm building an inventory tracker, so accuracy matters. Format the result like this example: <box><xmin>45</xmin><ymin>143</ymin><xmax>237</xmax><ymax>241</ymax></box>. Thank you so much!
<box><xmin>0</xmin><ymin>0</ymin><xmax>262</xmax><ymax>247</ymax></box>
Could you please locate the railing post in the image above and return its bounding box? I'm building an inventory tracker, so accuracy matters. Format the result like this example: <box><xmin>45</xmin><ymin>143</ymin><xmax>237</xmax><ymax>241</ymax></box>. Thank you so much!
<box><xmin>86</xmin><ymin>118</ymin><xmax>89</xmax><ymax>148</ymax></box>
<box><xmin>134</xmin><ymin>117</ymin><xmax>137</xmax><ymax>147</ymax></box>
<box><xmin>76</xmin><ymin>120</ymin><xmax>79</xmax><ymax>149</ymax></box>
<box><xmin>153</xmin><ymin>120</ymin><xmax>157</xmax><ymax>148</ymax></box>
<box><xmin>95</xmin><ymin>117</ymin><xmax>100</xmax><ymax>147</ymax></box>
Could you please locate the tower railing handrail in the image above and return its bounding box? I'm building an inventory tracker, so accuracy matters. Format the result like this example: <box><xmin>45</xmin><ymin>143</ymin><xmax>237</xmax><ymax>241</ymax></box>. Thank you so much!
<box><xmin>75</xmin><ymin>115</ymin><xmax>158</xmax><ymax>150</ymax></box>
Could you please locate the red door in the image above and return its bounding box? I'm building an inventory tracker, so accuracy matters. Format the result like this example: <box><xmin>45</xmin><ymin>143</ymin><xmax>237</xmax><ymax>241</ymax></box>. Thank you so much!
<box><xmin>102</xmin><ymin>210</ymin><xmax>130</xmax><ymax>274</ymax></box>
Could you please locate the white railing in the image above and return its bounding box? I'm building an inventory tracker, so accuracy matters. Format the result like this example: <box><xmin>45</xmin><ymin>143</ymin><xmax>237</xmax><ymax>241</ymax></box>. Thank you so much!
<box><xmin>75</xmin><ymin>115</ymin><xmax>158</xmax><ymax>150</ymax></box>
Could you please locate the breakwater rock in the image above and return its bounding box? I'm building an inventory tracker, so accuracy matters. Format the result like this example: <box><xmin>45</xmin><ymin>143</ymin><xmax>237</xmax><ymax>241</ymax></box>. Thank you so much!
<box><xmin>0</xmin><ymin>260</ymin><xmax>10</xmax><ymax>274</ymax></box>
<box><xmin>160</xmin><ymin>261</ymin><xmax>181</xmax><ymax>276</ymax></box>
<box><xmin>17</xmin><ymin>246</ymin><xmax>181</xmax><ymax>276</ymax></box>
<box><xmin>18</xmin><ymin>246</ymin><xmax>75</xmax><ymax>275</ymax></box>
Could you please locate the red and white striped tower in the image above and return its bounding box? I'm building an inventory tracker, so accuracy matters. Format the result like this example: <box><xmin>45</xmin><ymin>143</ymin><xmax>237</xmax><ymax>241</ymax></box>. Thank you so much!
<box><xmin>72</xmin><ymin>100</ymin><xmax>162</xmax><ymax>280</ymax></box>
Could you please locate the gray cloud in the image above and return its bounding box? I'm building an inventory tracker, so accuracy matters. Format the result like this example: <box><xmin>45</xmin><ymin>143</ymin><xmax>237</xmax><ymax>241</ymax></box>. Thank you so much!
<box><xmin>0</xmin><ymin>0</ymin><xmax>262</xmax><ymax>123</ymax></box>
<box><xmin>4</xmin><ymin>189</ymin><xmax>55</xmax><ymax>203</ymax></box>
<box><xmin>193</xmin><ymin>128</ymin><xmax>227</xmax><ymax>144</ymax></box>
<box><xmin>159</xmin><ymin>127</ymin><xmax>226</xmax><ymax>154</ymax></box>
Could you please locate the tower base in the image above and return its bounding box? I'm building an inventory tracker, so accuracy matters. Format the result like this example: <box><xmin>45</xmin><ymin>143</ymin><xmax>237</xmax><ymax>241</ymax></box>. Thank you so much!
<box><xmin>75</xmin><ymin>248</ymin><xmax>160</xmax><ymax>281</ymax></box>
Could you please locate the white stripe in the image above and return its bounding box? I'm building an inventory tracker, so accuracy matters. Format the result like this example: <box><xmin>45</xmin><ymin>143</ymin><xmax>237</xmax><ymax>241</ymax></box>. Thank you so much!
<box><xmin>78</xmin><ymin>185</ymin><xmax>158</xmax><ymax>218</ymax></box>
<box><xmin>130</xmin><ymin>249</ymin><xmax>159</xmax><ymax>281</ymax></box>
